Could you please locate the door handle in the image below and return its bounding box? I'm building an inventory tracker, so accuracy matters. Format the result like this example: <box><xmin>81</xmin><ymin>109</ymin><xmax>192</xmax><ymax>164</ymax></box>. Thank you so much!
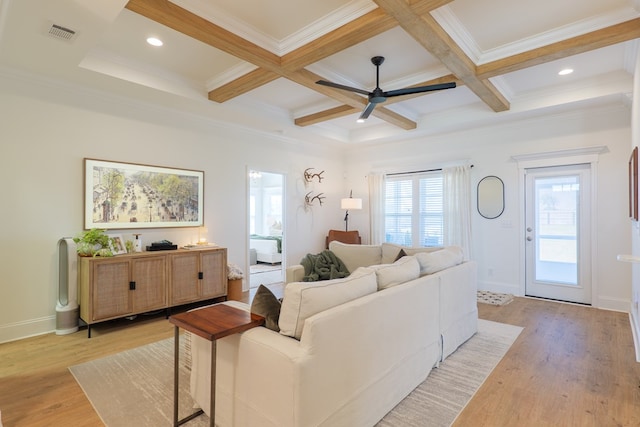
<box><xmin>526</xmin><ymin>236</ymin><xmax>532</xmax><ymax>241</ymax></box>
<box><xmin>526</xmin><ymin>227</ymin><xmax>532</xmax><ymax>232</ymax></box>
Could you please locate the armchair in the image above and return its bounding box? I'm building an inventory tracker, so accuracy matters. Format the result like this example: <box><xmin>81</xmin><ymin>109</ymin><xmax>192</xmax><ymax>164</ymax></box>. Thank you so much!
<box><xmin>325</xmin><ymin>229</ymin><xmax>361</xmax><ymax>248</ymax></box>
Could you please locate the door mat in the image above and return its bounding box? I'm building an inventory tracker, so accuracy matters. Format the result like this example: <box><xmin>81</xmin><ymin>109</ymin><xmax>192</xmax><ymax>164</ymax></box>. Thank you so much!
<box><xmin>477</xmin><ymin>290</ymin><xmax>514</xmax><ymax>306</ymax></box>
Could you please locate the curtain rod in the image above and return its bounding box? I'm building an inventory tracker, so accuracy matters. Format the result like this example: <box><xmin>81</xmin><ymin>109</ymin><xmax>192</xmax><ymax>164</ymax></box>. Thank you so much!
<box><xmin>386</xmin><ymin>164</ymin><xmax>473</xmax><ymax>177</ymax></box>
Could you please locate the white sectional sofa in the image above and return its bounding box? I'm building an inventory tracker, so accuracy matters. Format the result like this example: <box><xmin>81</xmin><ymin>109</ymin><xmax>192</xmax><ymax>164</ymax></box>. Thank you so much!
<box><xmin>189</xmin><ymin>241</ymin><xmax>478</xmax><ymax>427</ymax></box>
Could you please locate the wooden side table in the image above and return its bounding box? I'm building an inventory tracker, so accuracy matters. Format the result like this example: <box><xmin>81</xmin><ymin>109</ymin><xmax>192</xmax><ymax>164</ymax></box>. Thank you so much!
<box><xmin>169</xmin><ymin>303</ymin><xmax>265</xmax><ymax>427</ymax></box>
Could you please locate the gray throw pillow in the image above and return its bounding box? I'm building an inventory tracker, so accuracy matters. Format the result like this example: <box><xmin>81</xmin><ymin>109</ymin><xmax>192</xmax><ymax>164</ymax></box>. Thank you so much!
<box><xmin>394</xmin><ymin>248</ymin><xmax>407</xmax><ymax>261</ymax></box>
<box><xmin>250</xmin><ymin>285</ymin><xmax>281</xmax><ymax>332</ymax></box>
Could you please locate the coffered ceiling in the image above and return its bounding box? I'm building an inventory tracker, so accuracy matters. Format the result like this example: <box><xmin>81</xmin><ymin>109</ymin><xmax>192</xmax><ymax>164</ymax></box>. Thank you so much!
<box><xmin>0</xmin><ymin>0</ymin><xmax>638</xmax><ymax>144</ymax></box>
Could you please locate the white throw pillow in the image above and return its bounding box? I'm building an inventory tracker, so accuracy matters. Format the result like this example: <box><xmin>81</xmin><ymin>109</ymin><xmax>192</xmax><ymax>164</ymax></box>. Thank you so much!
<box><xmin>328</xmin><ymin>241</ymin><xmax>382</xmax><ymax>273</ymax></box>
<box><xmin>372</xmin><ymin>256</ymin><xmax>421</xmax><ymax>290</ymax></box>
<box><xmin>415</xmin><ymin>246</ymin><xmax>464</xmax><ymax>275</ymax></box>
<box><xmin>278</xmin><ymin>267</ymin><xmax>377</xmax><ymax>339</ymax></box>
<box><xmin>381</xmin><ymin>242</ymin><xmax>404</xmax><ymax>264</ymax></box>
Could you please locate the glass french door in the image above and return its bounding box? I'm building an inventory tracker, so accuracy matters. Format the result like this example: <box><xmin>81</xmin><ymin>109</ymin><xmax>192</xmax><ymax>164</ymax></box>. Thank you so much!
<box><xmin>525</xmin><ymin>164</ymin><xmax>591</xmax><ymax>304</ymax></box>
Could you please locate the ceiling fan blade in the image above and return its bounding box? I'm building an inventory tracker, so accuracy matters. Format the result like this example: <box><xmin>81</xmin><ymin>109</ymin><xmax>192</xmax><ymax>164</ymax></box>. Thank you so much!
<box><xmin>358</xmin><ymin>102</ymin><xmax>377</xmax><ymax>121</ymax></box>
<box><xmin>316</xmin><ymin>80</ymin><xmax>370</xmax><ymax>96</ymax></box>
<box><xmin>384</xmin><ymin>82</ymin><xmax>457</xmax><ymax>98</ymax></box>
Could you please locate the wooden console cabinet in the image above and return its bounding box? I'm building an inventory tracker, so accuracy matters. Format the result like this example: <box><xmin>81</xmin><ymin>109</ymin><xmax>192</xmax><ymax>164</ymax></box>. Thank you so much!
<box><xmin>78</xmin><ymin>247</ymin><xmax>227</xmax><ymax>337</ymax></box>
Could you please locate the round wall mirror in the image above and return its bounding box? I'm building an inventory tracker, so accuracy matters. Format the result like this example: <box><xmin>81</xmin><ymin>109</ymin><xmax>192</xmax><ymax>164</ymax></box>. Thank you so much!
<box><xmin>477</xmin><ymin>176</ymin><xmax>504</xmax><ymax>219</ymax></box>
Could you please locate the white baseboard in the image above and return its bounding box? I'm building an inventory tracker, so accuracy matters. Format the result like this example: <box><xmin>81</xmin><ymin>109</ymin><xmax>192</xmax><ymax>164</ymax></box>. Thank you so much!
<box><xmin>477</xmin><ymin>280</ymin><xmax>520</xmax><ymax>295</ymax></box>
<box><xmin>630</xmin><ymin>310</ymin><xmax>640</xmax><ymax>363</ymax></box>
<box><xmin>595</xmin><ymin>296</ymin><xmax>631</xmax><ymax>312</ymax></box>
<box><xmin>0</xmin><ymin>315</ymin><xmax>56</xmax><ymax>344</ymax></box>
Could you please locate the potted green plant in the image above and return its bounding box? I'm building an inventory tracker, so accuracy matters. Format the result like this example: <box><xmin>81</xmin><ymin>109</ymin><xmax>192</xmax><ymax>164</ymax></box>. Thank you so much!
<box><xmin>73</xmin><ymin>228</ymin><xmax>115</xmax><ymax>257</ymax></box>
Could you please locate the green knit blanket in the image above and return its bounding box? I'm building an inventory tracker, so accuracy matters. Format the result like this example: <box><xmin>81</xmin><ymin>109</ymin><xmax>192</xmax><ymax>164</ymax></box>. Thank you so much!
<box><xmin>300</xmin><ymin>250</ymin><xmax>350</xmax><ymax>282</ymax></box>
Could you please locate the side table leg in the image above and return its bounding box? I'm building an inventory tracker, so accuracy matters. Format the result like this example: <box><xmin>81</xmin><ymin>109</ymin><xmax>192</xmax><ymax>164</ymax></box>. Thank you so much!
<box><xmin>210</xmin><ymin>340</ymin><xmax>216</xmax><ymax>427</ymax></box>
<box><xmin>174</xmin><ymin>326</ymin><xmax>179</xmax><ymax>427</ymax></box>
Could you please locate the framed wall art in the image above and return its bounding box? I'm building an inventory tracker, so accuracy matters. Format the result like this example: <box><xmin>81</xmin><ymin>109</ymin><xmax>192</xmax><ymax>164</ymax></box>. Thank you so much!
<box><xmin>84</xmin><ymin>158</ymin><xmax>204</xmax><ymax>229</ymax></box>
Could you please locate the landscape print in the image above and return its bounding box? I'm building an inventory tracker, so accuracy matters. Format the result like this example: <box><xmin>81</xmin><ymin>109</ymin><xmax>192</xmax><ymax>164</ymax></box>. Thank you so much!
<box><xmin>84</xmin><ymin>159</ymin><xmax>203</xmax><ymax>229</ymax></box>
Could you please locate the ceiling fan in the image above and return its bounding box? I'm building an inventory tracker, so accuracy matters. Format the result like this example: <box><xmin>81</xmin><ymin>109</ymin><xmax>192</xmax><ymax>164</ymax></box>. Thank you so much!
<box><xmin>316</xmin><ymin>56</ymin><xmax>456</xmax><ymax>122</ymax></box>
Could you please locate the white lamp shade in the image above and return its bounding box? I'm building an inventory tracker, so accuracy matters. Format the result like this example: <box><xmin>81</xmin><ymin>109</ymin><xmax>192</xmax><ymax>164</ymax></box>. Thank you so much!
<box><xmin>341</xmin><ymin>198</ymin><xmax>362</xmax><ymax>210</ymax></box>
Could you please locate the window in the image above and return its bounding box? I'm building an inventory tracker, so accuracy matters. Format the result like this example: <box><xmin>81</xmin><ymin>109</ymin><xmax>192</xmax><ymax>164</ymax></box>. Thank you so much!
<box><xmin>384</xmin><ymin>171</ymin><xmax>443</xmax><ymax>247</ymax></box>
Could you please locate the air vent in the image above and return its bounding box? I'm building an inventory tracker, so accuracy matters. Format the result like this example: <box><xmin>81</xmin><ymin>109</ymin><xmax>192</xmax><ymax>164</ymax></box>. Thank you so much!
<box><xmin>47</xmin><ymin>24</ymin><xmax>77</xmax><ymax>42</ymax></box>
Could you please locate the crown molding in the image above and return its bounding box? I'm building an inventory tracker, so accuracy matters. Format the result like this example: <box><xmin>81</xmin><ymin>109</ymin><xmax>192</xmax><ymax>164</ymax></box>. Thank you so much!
<box><xmin>170</xmin><ymin>0</ymin><xmax>375</xmax><ymax>56</ymax></box>
<box><xmin>433</xmin><ymin>4</ymin><xmax>640</xmax><ymax>66</ymax></box>
<box><xmin>205</xmin><ymin>62</ymin><xmax>258</xmax><ymax>91</ymax></box>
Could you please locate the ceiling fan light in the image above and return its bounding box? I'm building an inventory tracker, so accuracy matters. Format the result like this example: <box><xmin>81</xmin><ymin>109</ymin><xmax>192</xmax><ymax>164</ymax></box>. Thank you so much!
<box><xmin>356</xmin><ymin>118</ymin><xmax>366</xmax><ymax>123</ymax></box>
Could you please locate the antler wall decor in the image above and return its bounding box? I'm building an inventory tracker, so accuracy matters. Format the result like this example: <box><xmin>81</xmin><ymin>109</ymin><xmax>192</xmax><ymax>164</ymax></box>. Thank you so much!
<box><xmin>305</xmin><ymin>191</ymin><xmax>325</xmax><ymax>207</ymax></box>
<box><xmin>304</xmin><ymin>168</ymin><xmax>325</xmax><ymax>183</ymax></box>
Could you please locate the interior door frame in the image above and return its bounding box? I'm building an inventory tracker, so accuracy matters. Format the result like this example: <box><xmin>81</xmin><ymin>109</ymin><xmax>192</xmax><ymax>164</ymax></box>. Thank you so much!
<box><xmin>246</xmin><ymin>166</ymin><xmax>286</xmax><ymax>292</ymax></box>
<box><xmin>513</xmin><ymin>147</ymin><xmax>606</xmax><ymax>305</ymax></box>
<box><xmin>524</xmin><ymin>164</ymin><xmax>591</xmax><ymax>303</ymax></box>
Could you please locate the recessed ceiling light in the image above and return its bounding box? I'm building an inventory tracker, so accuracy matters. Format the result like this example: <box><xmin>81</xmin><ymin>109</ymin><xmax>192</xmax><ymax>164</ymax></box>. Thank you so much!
<box><xmin>356</xmin><ymin>118</ymin><xmax>366</xmax><ymax>123</ymax></box>
<box><xmin>558</xmin><ymin>68</ymin><xmax>574</xmax><ymax>76</ymax></box>
<box><xmin>146</xmin><ymin>37</ymin><xmax>163</xmax><ymax>47</ymax></box>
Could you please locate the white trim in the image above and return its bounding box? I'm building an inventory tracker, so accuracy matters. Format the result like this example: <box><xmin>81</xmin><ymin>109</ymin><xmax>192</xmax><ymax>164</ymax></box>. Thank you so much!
<box><xmin>514</xmin><ymin>147</ymin><xmax>607</xmax><ymax>306</ymax></box>
<box><xmin>630</xmin><ymin>310</ymin><xmax>640</xmax><ymax>362</ymax></box>
<box><xmin>0</xmin><ymin>315</ymin><xmax>56</xmax><ymax>344</ymax></box>
<box><xmin>511</xmin><ymin>146</ymin><xmax>609</xmax><ymax>165</ymax></box>
<box><xmin>171</xmin><ymin>0</ymin><xmax>376</xmax><ymax>56</ymax></box>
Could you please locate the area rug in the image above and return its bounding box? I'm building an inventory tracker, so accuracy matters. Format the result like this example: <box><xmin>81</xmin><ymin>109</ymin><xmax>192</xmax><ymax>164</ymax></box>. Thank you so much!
<box><xmin>249</xmin><ymin>263</ymin><xmax>281</xmax><ymax>274</ymax></box>
<box><xmin>70</xmin><ymin>319</ymin><xmax>522</xmax><ymax>427</ymax></box>
<box><xmin>477</xmin><ymin>290</ymin><xmax>514</xmax><ymax>306</ymax></box>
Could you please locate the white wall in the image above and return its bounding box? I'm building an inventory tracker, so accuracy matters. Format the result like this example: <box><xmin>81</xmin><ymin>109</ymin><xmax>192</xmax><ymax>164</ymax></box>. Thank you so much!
<box><xmin>1</xmin><ymin>67</ymin><xmax>635</xmax><ymax>344</ymax></box>
<box><xmin>630</xmin><ymin>47</ymin><xmax>640</xmax><ymax>358</ymax></box>
<box><xmin>344</xmin><ymin>104</ymin><xmax>632</xmax><ymax>312</ymax></box>
<box><xmin>0</xmin><ymin>72</ymin><xmax>344</xmax><ymax>343</ymax></box>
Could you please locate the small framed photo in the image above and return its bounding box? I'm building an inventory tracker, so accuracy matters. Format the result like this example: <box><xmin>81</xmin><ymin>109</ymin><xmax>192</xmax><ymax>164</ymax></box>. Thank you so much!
<box><xmin>109</xmin><ymin>234</ymin><xmax>127</xmax><ymax>255</ymax></box>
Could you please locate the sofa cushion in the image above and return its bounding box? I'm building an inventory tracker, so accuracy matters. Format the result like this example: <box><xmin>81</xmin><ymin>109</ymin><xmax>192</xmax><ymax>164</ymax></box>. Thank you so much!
<box><xmin>278</xmin><ymin>267</ymin><xmax>377</xmax><ymax>339</ymax></box>
<box><xmin>328</xmin><ymin>241</ymin><xmax>382</xmax><ymax>273</ymax></box>
<box><xmin>415</xmin><ymin>246</ymin><xmax>464</xmax><ymax>275</ymax></box>
<box><xmin>250</xmin><ymin>284</ymin><xmax>282</xmax><ymax>332</ymax></box>
<box><xmin>381</xmin><ymin>242</ymin><xmax>443</xmax><ymax>264</ymax></box>
<box><xmin>371</xmin><ymin>256</ymin><xmax>420</xmax><ymax>290</ymax></box>
<box><xmin>403</xmin><ymin>246</ymin><xmax>444</xmax><ymax>256</ymax></box>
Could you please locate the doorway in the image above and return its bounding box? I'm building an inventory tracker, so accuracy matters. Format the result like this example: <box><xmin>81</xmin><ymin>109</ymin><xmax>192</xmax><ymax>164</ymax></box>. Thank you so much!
<box><xmin>524</xmin><ymin>164</ymin><xmax>591</xmax><ymax>304</ymax></box>
<box><xmin>248</xmin><ymin>170</ymin><xmax>284</xmax><ymax>289</ymax></box>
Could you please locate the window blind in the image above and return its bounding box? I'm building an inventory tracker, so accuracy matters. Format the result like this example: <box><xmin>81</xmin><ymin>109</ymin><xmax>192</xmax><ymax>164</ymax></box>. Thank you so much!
<box><xmin>384</xmin><ymin>171</ymin><xmax>443</xmax><ymax>247</ymax></box>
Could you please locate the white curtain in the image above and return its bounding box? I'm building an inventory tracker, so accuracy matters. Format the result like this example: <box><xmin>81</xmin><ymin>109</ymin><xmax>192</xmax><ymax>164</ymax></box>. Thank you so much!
<box><xmin>368</xmin><ymin>173</ymin><xmax>385</xmax><ymax>245</ymax></box>
<box><xmin>443</xmin><ymin>165</ymin><xmax>472</xmax><ymax>259</ymax></box>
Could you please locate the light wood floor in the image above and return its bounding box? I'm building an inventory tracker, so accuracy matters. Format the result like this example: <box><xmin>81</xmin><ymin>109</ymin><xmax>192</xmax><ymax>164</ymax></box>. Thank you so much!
<box><xmin>1</xmin><ymin>294</ymin><xmax>638</xmax><ymax>426</ymax></box>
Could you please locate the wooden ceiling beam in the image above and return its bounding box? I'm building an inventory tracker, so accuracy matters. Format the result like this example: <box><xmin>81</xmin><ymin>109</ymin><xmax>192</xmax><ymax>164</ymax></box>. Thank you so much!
<box><xmin>373</xmin><ymin>0</ymin><xmax>510</xmax><ymax>112</ymax></box>
<box><xmin>126</xmin><ymin>0</ymin><xmax>418</xmax><ymax>129</ymax></box>
<box><xmin>208</xmin><ymin>68</ymin><xmax>279</xmax><ymax>103</ymax></box>
<box><xmin>295</xmin><ymin>105</ymin><xmax>360</xmax><ymax>127</ymax></box>
<box><xmin>125</xmin><ymin>0</ymin><xmax>280</xmax><ymax>71</ymax></box>
<box><xmin>282</xmin><ymin>0</ymin><xmax>453</xmax><ymax>71</ymax></box>
<box><xmin>477</xmin><ymin>18</ymin><xmax>640</xmax><ymax>80</ymax></box>
<box><xmin>281</xmin><ymin>9</ymin><xmax>396</xmax><ymax>72</ymax></box>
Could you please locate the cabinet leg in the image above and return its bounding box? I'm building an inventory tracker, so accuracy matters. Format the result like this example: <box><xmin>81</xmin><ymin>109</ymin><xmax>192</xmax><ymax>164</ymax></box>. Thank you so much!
<box><xmin>87</xmin><ymin>324</ymin><xmax>92</xmax><ymax>339</ymax></box>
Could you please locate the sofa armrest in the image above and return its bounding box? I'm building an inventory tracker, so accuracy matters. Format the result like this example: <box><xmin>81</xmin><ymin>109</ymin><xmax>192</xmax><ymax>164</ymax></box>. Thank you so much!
<box><xmin>285</xmin><ymin>265</ymin><xmax>304</xmax><ymax>283</ymax></box>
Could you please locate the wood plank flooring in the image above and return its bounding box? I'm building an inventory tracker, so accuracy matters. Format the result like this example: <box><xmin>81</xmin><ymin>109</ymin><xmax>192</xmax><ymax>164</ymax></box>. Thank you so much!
<box><xmin>454</xmin><ymin>297</ymin><xmax>640</xmax><ymax>427</ymax></box>
<box><xmin>0</xmin><ymin>295</ymin><xmax>638</xmax><ymax>426</ymax></box>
